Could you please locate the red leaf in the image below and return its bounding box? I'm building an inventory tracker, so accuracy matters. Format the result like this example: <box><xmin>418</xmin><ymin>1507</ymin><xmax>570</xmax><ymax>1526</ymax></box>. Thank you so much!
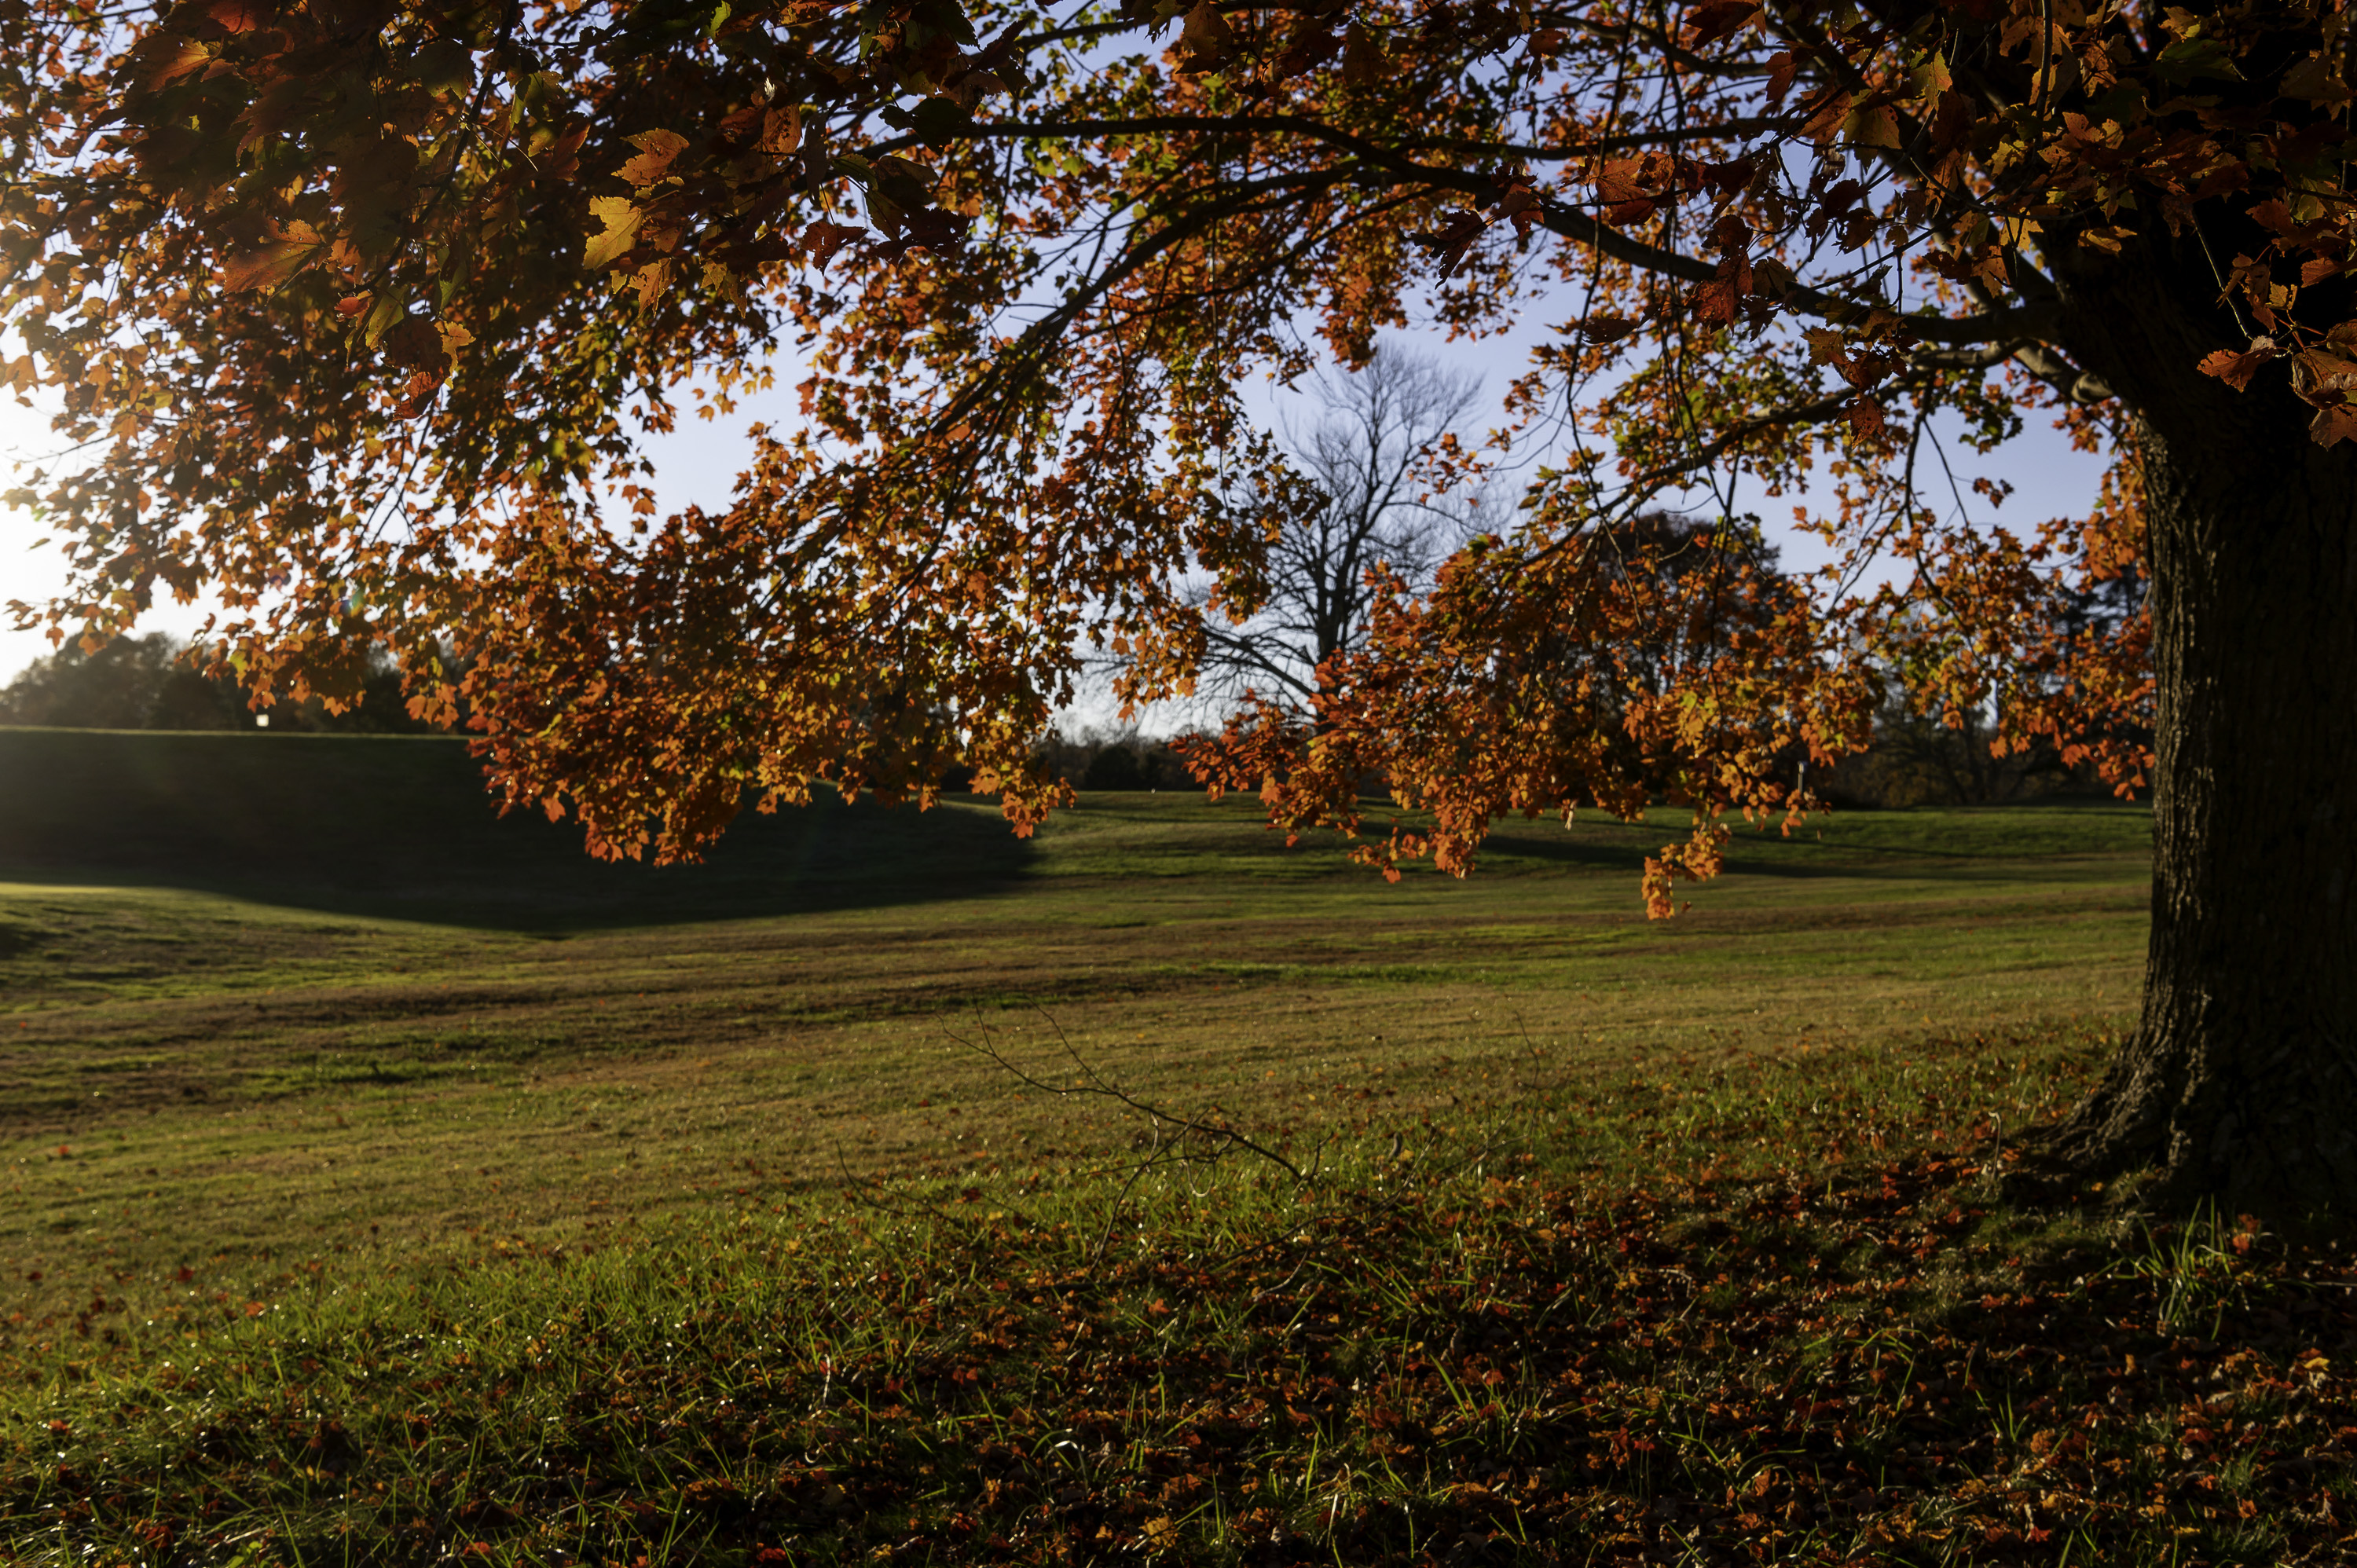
<box><xmin>394</xmin><ymin>370</ymin><xmax>444</xmax><ymax>419</ymax></box>
<box><xmin>2309</xmin><ymin>404</ymin><xmax>2357</xmax><ymax>445</ymax></box>
<box><xmin>2246</xmin><ymin>199</ymin><xmax>2296</xmax><ymax>235</ymax></box>
<box><xmin>2197</xmin><ymin>339</ymin><xmax>2278</xmax><ymax>390</ymax></box>
<box><xmin>1693</xmin><ymin>279</ymin><xmax>1739</xmax><ymax>324</ymax></box>
<box><xmin>1493</xmin><ymin>184</ymin><xmax>1543</xmax><ymax>239</ymax></box>
<box><xmin>1411</xmin><ymin>209</ymin><xmax>1487</xmax><ymax>278</ymax></box>
<box><xmin>203</xmin><ymin>0</ymin><xmax>277</xmax><ymax>31</ymax></box>
<box><xmin>1269</xmin><ymin>24</ymin><xmax>1339</xmax><ymax>81</ymax></box>
<box><xmin>1685</xmin><ymin>0</ymin><xmax>1761</xmax><ymax>46</ymax></box>
<box><xmin>759</xmin><ymin>105</ymin><xmax>802</xmax><ymax>156</ymax></box>
<box><xmin>803</xmin><ymin>220</ymin><xmax>867</xmax><ymax>268</ymax></box>
<box><xmin>618</xmin><ymin>129</ymin><xmax>690</xmax><ymax>189</ymax></box>
<box><xmin>1178</xmin><ymin>2</ymin><xmax>1237</xmax><ymax>73</ymax></box>
<box><xmin>222</xmin><ymin>222</ymin><xmax>321</xmax><ymax>291</ymax></box>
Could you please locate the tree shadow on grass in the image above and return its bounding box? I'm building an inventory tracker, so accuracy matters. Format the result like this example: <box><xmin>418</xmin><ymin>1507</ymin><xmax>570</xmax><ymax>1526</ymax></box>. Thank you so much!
<box><xmin>0</xmin><ymin>728</ymin><xmax>1031</xmax><ymax>932</ymax></box>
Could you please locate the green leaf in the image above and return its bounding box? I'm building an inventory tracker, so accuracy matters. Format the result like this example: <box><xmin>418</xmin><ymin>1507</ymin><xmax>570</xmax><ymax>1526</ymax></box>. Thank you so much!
<box><xmin>363</xmin><ymin>293</ymin><xmax>405</xmax><ymax>348</ymax></box>
<box><xmin>2154</xmin><ymin>38</ymin><xmax>2242</xmax><ymax>85</ymax></box>
<box><xmin>413</xmin><ymin>38</ymin><xmax>474</xmax><ymax>97</ymax></box>
<box><xmin>911</xmin><ymin>97</ymin><xmax>973</xmax><ymax>145</ymax></box>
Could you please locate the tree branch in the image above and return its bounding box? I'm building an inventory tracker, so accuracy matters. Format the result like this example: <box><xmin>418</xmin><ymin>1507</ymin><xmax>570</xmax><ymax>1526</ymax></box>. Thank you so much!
<box><xmin>1532</xmin><ymin>198</ymin><xmax>2062</xmax><ymax>346</ymax></box>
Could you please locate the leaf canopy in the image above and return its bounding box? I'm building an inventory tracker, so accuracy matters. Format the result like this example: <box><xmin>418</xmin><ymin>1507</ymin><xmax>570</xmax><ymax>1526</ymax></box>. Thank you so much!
<box><xmin>8</xmin><ymin>0</ymin><xmax>2298</xmax><ymax>892</ymax></box>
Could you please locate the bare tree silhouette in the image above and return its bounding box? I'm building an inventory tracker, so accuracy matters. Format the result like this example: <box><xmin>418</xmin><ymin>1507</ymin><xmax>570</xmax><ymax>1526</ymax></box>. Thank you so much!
<box><xmin>1194</xmin><ymin>350</ymin><xmax>1490</xmax><ymax>710</ymax></box>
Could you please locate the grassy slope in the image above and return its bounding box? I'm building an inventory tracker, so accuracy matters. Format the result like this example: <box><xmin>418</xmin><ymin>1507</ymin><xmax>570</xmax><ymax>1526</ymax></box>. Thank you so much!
<box><xmin>5</xmin><ymin>730</ymin><xmax>2351</xmax><ymax>1564</ymax></box>
<box><xmin>3</xmin><ymin>729</ymin><xmax>2150</xmax><ymax>1296</ymax></box>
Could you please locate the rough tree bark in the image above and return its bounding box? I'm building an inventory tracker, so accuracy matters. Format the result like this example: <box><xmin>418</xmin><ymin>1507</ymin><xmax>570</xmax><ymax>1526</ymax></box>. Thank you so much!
<box><xmin>2031</xmin><ymin>233</ymin><xmax>2357</xmax><ymax>1215</ymax></box>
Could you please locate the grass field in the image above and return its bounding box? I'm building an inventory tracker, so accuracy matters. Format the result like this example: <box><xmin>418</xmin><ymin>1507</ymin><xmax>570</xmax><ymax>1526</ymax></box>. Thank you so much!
<box><xmin>2</xmin><ymin>728</ymin><xmax>2153</xmax><ymax>1300</ymax></box>
<box><xmin>4</xmin><ymin>728</ymin><xmax>2352</xmax><ymax>1565</ymax></box>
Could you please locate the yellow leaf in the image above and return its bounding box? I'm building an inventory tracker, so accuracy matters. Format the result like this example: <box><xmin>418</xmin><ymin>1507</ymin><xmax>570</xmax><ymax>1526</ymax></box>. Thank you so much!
<box><xmin>633</xmin><ymin>259</ymin><xmax>673</xmax><ymax>310</ymax></box>
<box><xmin>1911</xmin><ymin>51</ymin><xmax>1952</xmax><ymax>101</ymax></box>
<box><xmin>585</xmin><ymin>196</ymin><xmax>643</xmax><ymax>269</ymax></box>
<box><xmin>1842</xmin><ymin>104</ymin><xmax>1902</xmax><ymax>148</ymax></box>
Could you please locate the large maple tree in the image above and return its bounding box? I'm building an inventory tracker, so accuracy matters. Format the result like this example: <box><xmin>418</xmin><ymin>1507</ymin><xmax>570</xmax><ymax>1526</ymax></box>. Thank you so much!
<box><xmin>2</xmin><ymin>0</ymin><xmax>2351</xmax><ymax>1211</ymax></box>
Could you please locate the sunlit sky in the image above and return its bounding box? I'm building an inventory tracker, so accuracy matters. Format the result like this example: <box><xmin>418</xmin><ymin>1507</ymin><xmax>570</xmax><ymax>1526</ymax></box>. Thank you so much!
<box><xmin>0</xmin><ymin>323</ymin><xmax>2109</xmax><ymax>705</ymax></box>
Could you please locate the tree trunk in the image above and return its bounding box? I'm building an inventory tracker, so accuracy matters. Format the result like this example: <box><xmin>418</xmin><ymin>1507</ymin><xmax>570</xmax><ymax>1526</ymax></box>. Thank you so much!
<box><xmin>2029</xmin><ymin>245</ymin><xmax>2357</xmax><ymax>1212</ymax></box>
<box><xmin>2018</xmin><ymin>232</ymin><xmax>2357</xmax><ymax>1207</ymax></box>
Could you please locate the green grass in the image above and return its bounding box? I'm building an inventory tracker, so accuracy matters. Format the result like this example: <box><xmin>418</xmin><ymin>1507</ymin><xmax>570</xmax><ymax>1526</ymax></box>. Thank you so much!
<box><xmin>6</xmin><ymin>1084</ymin><xmax>2354</xmax><ymax>1566</ymax></box>
<box><xmin>1</xmin><ymin>735</ymin><xmax>2152</xmax><ymax>1307</ymax></box>
<box><xmin>11</xmin><ymin>730</ymin><xmax>2346</xmax><ymax>1563</ymax></box>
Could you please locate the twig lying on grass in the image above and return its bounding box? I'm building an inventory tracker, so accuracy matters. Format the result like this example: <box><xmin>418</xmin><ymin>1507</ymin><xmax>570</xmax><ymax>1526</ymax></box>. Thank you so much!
<box><xmin>955</xmin><ymin>1007</ymin><xmax>1320</xmax><ymax>1181</ymax></box>
<box><xmin>833</xmin><ymin>1142</ymin><xmax>964</xmax><ymax>1223</ymax></box>
<box><xmin>948</xmin><ymin>1006</ymin><xmax>1337</xmax><ymax>1262</ymax></box>
<box><xmin>949</xmin><ymin>1008</ymin><xmax>1537</xmax><ymax>1273</ymax></box>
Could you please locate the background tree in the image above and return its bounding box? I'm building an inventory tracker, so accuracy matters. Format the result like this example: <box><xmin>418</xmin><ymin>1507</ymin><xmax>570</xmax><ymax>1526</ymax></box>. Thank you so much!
<box><xmin>1191</xmin><ymin>350</ymin><xmax>1489</xmax><ymax>711</ymax></box>
<box><xmin>1572</xmin><ymin>509</ymin><xmax>1800</xmax><ymax>705</ymax></box>
<box><xmin>2</xmin><ymin>0</ymin><xmax>2350</xmax><ymax>1209</ymax></box>
<box><xmin>0</xmin><ymin>636</ymin><xmax>458</xmax><ymax>732</ymax></box>
<box><xmin>1073</xmin><ymin>727</ymin><xmax>1195</xmax><ymax>790</ymax></box>
<box><xmin>1822</xmin><ymin>686</ymin><xmax>2066</xmax><ymax>807</ymax></box>
<box><xmin>0</xmin><ymin>634</ymin><xmax>200</xmax><ymax>730</ymax></box>
<box><xmin>1827</xmin><ymin>552</ymin><xmax>2150</xmax><ymax>808</ymax></box>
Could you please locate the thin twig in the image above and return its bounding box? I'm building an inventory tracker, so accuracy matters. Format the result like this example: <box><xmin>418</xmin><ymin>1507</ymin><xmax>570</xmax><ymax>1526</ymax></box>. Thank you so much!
<box><xmin>949</xmin><ymin>1006</ymin><xmax>1313</xmax><ymax>1185</ymax></box>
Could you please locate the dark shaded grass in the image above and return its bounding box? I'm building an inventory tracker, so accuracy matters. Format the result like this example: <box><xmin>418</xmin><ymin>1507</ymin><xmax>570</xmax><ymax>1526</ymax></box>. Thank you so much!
<box><xmin>0</xmin><ymin>730</ymin><xmax>1031</xmax><ymax>929</ymax></box>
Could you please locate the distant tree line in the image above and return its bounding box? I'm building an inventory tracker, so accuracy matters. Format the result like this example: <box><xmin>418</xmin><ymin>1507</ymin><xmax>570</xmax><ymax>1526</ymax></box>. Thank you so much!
<box><xmin>1027</xmin><ymin>726</ymin><xmax>1197</xmax><ymax>793</ymax></box>
<box><xmin>0</xmin><ymin>633</ymin><xmax>458</xmax><ymax>734</ymax></box>
<box><xmin>1816</xmin><ymin>700</ymin><xmax>2146</xmax><ymax>810</ymax></box>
